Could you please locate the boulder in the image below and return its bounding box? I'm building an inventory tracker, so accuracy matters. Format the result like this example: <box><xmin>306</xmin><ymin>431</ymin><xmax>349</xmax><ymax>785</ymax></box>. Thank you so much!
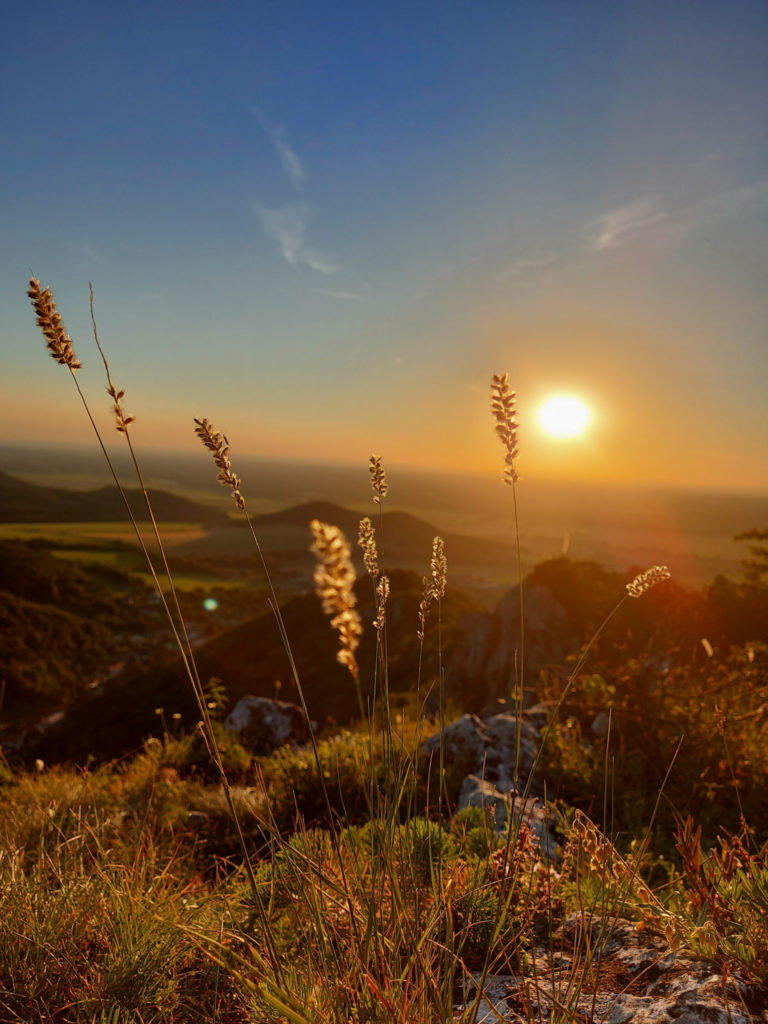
<box><xmin>224</xmin><ymin>696</ymin><xmax>313</xmax><ymax>754</ymax></box>
<box><xmin>445</xmin><ymin>585</ymin><xmax>576</xmax><ymax>708</ymax></box>
<box><xmin>457</xmin><ymin>775</ymin><xmax>558</xmax><ymax>858</ymax></box>
<box><xmin>454</xmin><ymin>912</ymin><xmax>766</xmax><ymax>1022</ymax></box>
<box><xmin>421</xmin><ymin>711</ymin><xmax>540</xmax><ymax>796</ymax></box>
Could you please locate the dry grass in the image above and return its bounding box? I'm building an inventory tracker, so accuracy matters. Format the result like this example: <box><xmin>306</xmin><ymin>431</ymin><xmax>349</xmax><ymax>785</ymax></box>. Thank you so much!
<box><xmin>27</xmin><ymin>278</ymin><xmax>82</xmax><ymax>371</ymax></box>
<box><xmin>625</xmin><ymin>563</ymin><xmax>672</xmax><ymax>597</ymax></box>
<box><xmin>490</xmin><ymin>371</ymin><xmax>519</xmax><ymax>486</ymax></box>
<box><xmin>368</xmin><ymin>454</ymin><xmax>388</xmax><ymax>504</ymax></box>
<box><xmin>310</xmin><ymin>519</ymin><xmax>363</xmax><ymax>684</ymax></box>
<box><xmin>193</xmin><ymin>417</ymin><xmax>247</xmax><ymax>511</ymax></box>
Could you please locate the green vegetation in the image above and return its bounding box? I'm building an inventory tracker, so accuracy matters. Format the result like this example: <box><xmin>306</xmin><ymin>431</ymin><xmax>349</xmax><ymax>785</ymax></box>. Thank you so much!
<box><xmin>3</xmin><ymin>704</ymin><xmax>768</xmax><ymax>1022</ymax></box>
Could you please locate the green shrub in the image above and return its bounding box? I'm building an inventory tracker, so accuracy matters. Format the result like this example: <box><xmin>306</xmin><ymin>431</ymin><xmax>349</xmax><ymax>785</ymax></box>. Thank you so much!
<box><xmin>260</xmin><ymin>730</ymin><xmax>385</xmax><ymax>831</ymax></box>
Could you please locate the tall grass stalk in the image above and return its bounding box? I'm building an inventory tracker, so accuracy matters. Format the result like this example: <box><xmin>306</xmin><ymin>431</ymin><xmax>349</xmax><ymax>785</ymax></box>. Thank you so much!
<box><xmin>28</xmin><ymin>279</ymin><xmax>283</xmax><ymax>980</ymax></box>
<box><xmin>469</xmin><ymin>371</ymin><xmax>674</xmax><ymax>1021</ymax></box>
<box><xmin>369</xmin><ymin>454</ymin><xmax>392</xmax><ymax>738</ymax></box>
<box><xmin>193</xmin><ymin>420</ymin><xmax>368</xmax><ymax>967</ymax></box>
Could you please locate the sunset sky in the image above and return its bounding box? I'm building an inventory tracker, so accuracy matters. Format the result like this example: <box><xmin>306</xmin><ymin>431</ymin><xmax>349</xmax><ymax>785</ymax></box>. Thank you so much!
<box><xmin>2</xmin><ymin>1</ymin><xmax>766</xmax><ymax>490</ymax></box>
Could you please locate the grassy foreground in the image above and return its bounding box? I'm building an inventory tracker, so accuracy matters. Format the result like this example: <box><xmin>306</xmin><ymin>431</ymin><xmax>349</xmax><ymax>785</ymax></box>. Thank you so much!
<box><xmin>2</xmin><ymin>281</ymin><xmax>766</xmax><ymax>1022</ymax></box>
<box><xmin>2</xmin><ymin>705</ymin><xmax>768</xmax><ymax>1023</ymax></box>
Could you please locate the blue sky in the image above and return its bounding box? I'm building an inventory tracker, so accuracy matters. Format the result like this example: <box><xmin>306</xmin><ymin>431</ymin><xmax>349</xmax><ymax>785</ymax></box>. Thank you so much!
<box><xmin>2</xmin><ymin>1</ymin><xmax>767</xmax><ymax>488</ymax></box>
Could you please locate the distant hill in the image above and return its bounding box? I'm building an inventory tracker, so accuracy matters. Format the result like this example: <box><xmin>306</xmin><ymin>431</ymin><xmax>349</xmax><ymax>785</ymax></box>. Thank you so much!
<box><xmin>0</xmin><ymin>470</ymin><xmax>230</xmax><ymax>525</ymax></box>
<box><xmin>180</xmin><ymin>500</ymin><xmax>517</xmax><ymax>572</ymax></box>
<box><xmin>254</xmin><ymin>500</ymin><xmax>363</xmax><ymax>532</ymax></box>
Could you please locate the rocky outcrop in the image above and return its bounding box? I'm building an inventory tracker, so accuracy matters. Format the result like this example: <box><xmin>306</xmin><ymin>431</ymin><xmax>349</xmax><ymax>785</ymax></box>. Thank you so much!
<box><xmin>457</xmin><ymin>775</ymin><xmax>558</xmax><ymax>858</ymax></box>
<box><xmin>224</xmin><ymin>696</ymin><xmax>313</xmax><ymax>754</ymax></box>
<box><xmin>421</xmin><ymin>710</ymin><xmax>542</xmax><ymax>794</ymax></box>
<box><xmin>455</xmin><ymin>912</ymin><xmax>767</xmax><ymax>1022</ymax></box>
<box><xmin>445</xmin><ymin>585</ymin><xmax>576</xmax><ymax>709</ymax></box>
<box><xmin>421</xmin><ymin>708</ymin><xmax>561</xmax><ymax>855</ymax></box>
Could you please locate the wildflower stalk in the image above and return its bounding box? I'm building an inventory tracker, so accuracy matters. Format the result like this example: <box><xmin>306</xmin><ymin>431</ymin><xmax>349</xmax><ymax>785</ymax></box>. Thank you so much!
<box><xmin>88</xmin><ymin>293</ymin><xmax>270</xmax><ymax>937</ymax></box>
<box><xmin>367</xmin><ymin>455</ymin><xmax>392</xmax><ymax>743</ymax></box>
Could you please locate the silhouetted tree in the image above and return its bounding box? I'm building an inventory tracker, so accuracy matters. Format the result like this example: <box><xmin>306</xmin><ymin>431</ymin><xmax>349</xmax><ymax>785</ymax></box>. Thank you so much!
<box><xmin>736</xmin><ymin>528</ymin><xmax>768</xmax><ymax>584</ymax></box>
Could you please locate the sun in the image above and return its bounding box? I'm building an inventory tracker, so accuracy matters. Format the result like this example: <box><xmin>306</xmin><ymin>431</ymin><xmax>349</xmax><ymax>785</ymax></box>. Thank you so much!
<box><xmin>537</xmin><ymin>394</ymin><xmax>591</xmax><ymax>439</ymax></box>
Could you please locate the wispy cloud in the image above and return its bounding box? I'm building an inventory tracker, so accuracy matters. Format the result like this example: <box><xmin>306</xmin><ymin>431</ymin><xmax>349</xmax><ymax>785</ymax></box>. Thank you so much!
<box><xmin>586</xmin><ymin>179</ymin><xmax>768</xmax><ymax>255</ymax></box>
<box><xmin>497</xmin><ymin>253</ymin><xmax>556</xmax><ymax>282</ymax></box>
<box><xmin>255</xmin><ymin>110</ymin><xmax>305</xmax><ymax>189</ymax></box>
<box><xmin>705</xmin><ymin>177</ymin><xmax>768</xmax><ymax>215</ymax></box>
<box><xmin>253</xmin><ymin>201</ymin><xmax>337</xmax><ymax>273</ymax></box>
<box><xmin>586</xmin><ymin>198</ymin><xmax>667</xmax><ymax>251</ymax></box>
<box><xmin>310</xmin><ymin>287</ymin><xmax>367</xmax><ymax>301</ymax></box>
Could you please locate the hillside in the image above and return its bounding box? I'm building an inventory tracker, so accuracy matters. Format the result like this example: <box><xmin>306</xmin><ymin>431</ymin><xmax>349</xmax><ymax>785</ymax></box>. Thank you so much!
<box><xmin>0</xmin><ymin>469</ymin><xmax>230</xmax><ymax>526</ymax></box>
<box><xmin>258</xmin><ymin>501</ymin><xmax>518</xmax><ymax>564</ymax></box>
<box><xmin>0</xmin><ymin>540</ymin><xmax>157</xmax><ymax>724</ymax></box>
<box><xmin>177</xmin><ymin>499</ymin><xmax>519</xmax><ymax>587</ymax></box>
<box><xmin>31</xmin><ymin>569</ymin><xmax>482</xmax><ymax>762</ymax></box>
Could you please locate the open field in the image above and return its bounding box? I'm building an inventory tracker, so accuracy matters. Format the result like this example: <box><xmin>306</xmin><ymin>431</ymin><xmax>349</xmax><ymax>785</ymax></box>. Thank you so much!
<box><xmin>0</xmin><ymin>520</ymin><xmax>210</xmax><ymax>544</ymax></box>
<box><xmin>0</xmin><ymin>521</ymin><xmax>249</xmax><ymax>593</ymax></box>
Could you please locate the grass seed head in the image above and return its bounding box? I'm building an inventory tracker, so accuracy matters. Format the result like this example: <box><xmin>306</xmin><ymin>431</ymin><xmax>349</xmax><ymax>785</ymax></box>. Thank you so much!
<box><xmin>430</xmin><ymin>536</ymin><xmax>447</xmax><ymax>600</ymax></box>
<box><xmin>193</xmin><ymin>417</ymin><xmax>246</xmax><ymax>510</ymax></box>
<box><xmin>357</xmin><ymin>516</ymin><xmax>379</xmax><ymax>582</ymax></box>
<box><xmin>87</xmin><ymin>282</ymin><xmax>134</xmax><ymax>432</ymax></box>
<box><xmin>28</xmin><ymin>278</ymin><xmax>82</xmax><ymax>371</ymax></box>
<box><xmin>107</xmin><ymin>383</ymin><xmax>135</xmax><ymax>433</ymax></box>
<box><xmin>310</xmin><ymin>519</ymin><xmax>363</xmax><ymax>679</ymax></box>
<box><xmin>375</xmin><ymin>575</ymin><xmax>390</xmax><ymax>635</ymax></box>
<box><xmin>626</xmin><ymin>565</ymin><xmax>671</xmax><ymax>598</ymax></box>
<box><xmin>369</xmin><ymin>454</ymin><xmax>388</xmax><ymax>504</ymax></box>
<box><xmin>417</xmin><ymin>536</ymin><xmax>447</xmax><ymax>640</ymax></box>
<box><xmin>417</xmin><ymin>576</ymin><xmax>431</xmax><ymax>642</ymax></box>
<box><xmin>490</xmin><ymin>372</ymin><xmax>519</xmax><ymax>485</ymax></box>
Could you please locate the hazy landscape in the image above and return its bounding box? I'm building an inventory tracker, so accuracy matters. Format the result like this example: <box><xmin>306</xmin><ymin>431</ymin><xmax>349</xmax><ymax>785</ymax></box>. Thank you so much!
<box><xmin>3</xmin><ymin>442</ymin><xmax>764</xmax><ymax>591</ymax></box>
<box><xmin>3</xmin><ymin>1</ymin><xmax>768</xmax><ymax>1021</ymax></box>
<box><xmin>2</xmin><ymin>418</ymin><xmax>767</xmax><ymax>1019</ymax></box>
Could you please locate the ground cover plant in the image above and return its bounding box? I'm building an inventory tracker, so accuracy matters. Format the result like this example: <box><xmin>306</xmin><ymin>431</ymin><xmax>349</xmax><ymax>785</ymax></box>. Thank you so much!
<box><xmin>1</xmin><ymin>280</ymin><xmax>766</xmax><ymax>1021</ymax></box>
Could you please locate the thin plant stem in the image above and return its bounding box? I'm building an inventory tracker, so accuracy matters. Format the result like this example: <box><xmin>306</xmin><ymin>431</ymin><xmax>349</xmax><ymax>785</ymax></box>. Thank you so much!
<box><xmin>63</xmin><ymin>366</ymin><xmax>284</xmax><ymax>983</ymax></box>
<box><xmin>511</xmin><ymin>478</ymin><xmax>525</xmax><ymax>777</ymax></box>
